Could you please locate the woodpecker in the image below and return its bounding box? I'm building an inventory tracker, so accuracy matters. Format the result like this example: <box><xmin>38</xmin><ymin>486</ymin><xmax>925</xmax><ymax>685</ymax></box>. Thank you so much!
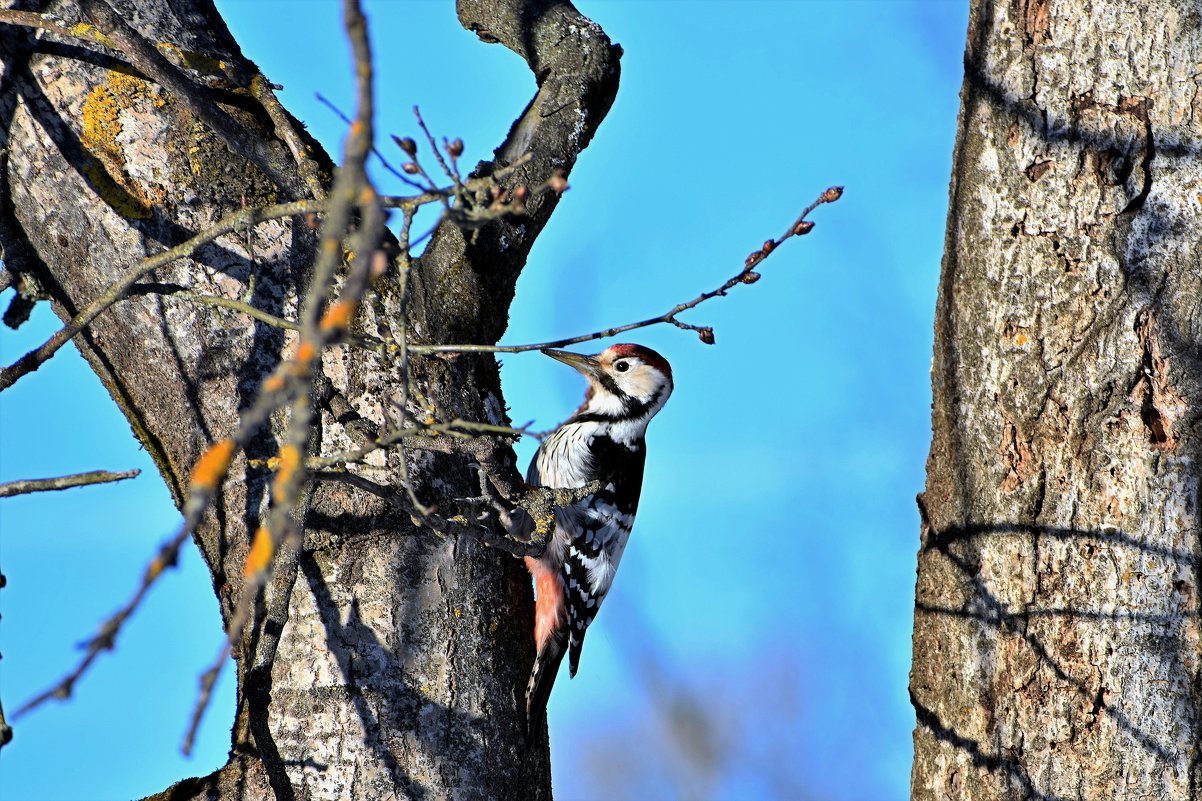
<box><xmin>518</xmin><ymin>343</ymin><xmax>673</xmax><ymax>735</ymax></box>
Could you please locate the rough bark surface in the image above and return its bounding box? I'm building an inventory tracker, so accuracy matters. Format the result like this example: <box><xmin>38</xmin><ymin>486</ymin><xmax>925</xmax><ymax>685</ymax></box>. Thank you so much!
<box><xmin>912</xmin><ymin>1</ymin><xmax>1202</xmax><ymax>799</ymax></box>
<box><xmin>0</xmin><ymin>0</ymin><xmax>619</xmax><ymax>799</ymax></box>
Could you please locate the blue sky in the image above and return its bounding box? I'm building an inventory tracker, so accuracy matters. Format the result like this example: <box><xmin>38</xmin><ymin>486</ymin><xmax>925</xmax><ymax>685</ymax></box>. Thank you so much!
<box><xmin>0</xmin><ymin>2</ymin><xmax>968</xmax><ymax>799</ymax></box>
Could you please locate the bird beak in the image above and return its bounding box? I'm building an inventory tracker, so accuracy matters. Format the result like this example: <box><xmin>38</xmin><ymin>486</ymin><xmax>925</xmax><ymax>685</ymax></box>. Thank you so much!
<box><xmin>542</xmin><ymin>348</ymin><xmax>601</xmax><ymax>378</ymax></box>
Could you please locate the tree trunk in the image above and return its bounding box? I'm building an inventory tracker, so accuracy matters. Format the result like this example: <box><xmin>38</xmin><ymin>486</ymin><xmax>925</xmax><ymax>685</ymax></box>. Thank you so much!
<box><xmin>911</xmin><ymin>0</ymin><xmax>1202</xmax><ymax>798</ymax></box>
<box><xmin>0</xmin><ymin>0</ymin><xmax>618</xmax><ymax>798</ymax></box>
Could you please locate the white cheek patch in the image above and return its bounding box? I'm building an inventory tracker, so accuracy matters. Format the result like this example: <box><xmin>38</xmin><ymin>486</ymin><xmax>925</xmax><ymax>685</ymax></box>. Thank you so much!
<box><xmin>586</xmin><ymin>387</ymin><xmax>626</xmax><ymax>417</ymax></box>
<box><xmin>621</xmin><ymin>370</ymin><xmax>660</xmax><ymax>398</ymax></box>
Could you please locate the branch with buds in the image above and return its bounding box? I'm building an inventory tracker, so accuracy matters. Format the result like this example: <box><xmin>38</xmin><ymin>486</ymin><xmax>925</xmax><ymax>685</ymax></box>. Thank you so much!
<box><xmin>408</xmin><ymin>185</ymin><xmax>843</xmax><ymax>354</ymax></box>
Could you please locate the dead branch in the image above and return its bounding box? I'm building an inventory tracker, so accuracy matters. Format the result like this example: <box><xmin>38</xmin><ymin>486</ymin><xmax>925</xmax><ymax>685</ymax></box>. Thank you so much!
<box><xmin>0</xmin><ymin>469</ymin><xmax>139</xmax><ymax>497</ymax></box>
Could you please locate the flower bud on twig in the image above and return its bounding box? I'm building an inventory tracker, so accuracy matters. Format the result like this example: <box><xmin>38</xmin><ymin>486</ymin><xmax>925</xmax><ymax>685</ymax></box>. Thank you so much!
<box><xmin>820</xmin><ymin>186</ymin><xmax>844</xmax><ymax>203</ymax></box>
<box><xmin>793</xmin><ymin>220</ymin><xmax>815</xmax><ymax>236</ymax></box>
<box><xmin>447</xmin><ymin>138</ymin><xmax>464</xmax><ymax>158</ymax></box>
<box><xmin>394</xmin><ymin>136</ymin><xmax>418</xmax><ymax>157</ymax></box>
<box><xmin>698</xmin><ymin>327</ymin><xmax>715</xmax><ymax>345</ymax></box>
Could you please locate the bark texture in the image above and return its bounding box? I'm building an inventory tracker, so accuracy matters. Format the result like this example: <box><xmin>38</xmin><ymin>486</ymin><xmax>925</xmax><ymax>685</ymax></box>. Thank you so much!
<box><xmin>912</xmin><ymin>1</ymin><xmax>1202</xmax><ymax>799</ymax></box>
<box><xmin>0</xmin><ymin>0</ymin><xmax>619</xmax><ymax>798</ymax></box>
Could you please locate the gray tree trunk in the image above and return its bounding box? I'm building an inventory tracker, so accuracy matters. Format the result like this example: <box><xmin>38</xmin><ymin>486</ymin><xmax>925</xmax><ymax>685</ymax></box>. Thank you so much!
<box><xmin>911</xmin><ymin>0</ymin><xmax>1202</xmax><ymax>798</ymax></box>
<box><xmin>0</xmin><ymin>0</ymin><xmax>618</xmax><ymax>798</ymax></box>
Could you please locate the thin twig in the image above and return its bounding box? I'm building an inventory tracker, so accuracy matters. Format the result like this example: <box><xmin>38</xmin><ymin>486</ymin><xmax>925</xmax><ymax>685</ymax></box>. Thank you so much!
<box><xmin>0</xmin><ymin>198</ymin><xmax>320</xmax><ymax>392</ymax></box>
<box><xmin>0</xmin><ymin>9</ymin><xmax>116</xmax><ymax>48</ymax></box>
<box><xmin>0</xmin><ymin>469</ymin><xmax>139</xmax><ymax>498</ymax></box>
<box><xmin>409</xmin><ymin>185</ymin><xmax>844</xmax><ymax>354</ymax></box>
<box><xmin>310</xmin><ymin>470</ymin><xmax>592</xmax><ymax>558</ymax></box>
<box><xmin>16</xmin><ymin>320</ymin><xmax>316</xmax><ymax>721</ymax></box>
<box><xmin>15</xmin><ymin>522</ymin><xmax>195</xmax><ymax>718</ymax></box>
<box><xmin>139</xmin><ymin>287</ymin><xmax>301</xmax><ymax>333</ymax></box>
<box><xmin>408</xmin><ymin>107</ymin><xmax>455</xmax><ymax>211</ymax></box>
<box><xmin>315</xmin><ymin>92</ymin><xmax>425</xmax><ymax>192</ymax></box>
<box><xmin>249</xmin><ymin>75</ymin><xmax>328</xmax><ymax>201</ymax></box>
<box><xmin>180</xmin><ymin>641</ymin><xmax>229</xmax><ymax>756</ymax></box>
<box><xmin>0</xmin><ymin>695</ymin><xmax>11</xmax><ymax>750</ymax></box>
<box><xmin>308</xmin><ymin>417</ymin><xmax>532</xmax><ymax>472</ymax></box>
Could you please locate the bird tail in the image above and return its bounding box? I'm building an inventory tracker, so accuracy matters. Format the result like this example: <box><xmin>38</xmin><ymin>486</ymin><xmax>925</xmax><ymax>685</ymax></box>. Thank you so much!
<box><xmin>525</xmin><ymin>625</ymin><xmax>568</xmax><ymax>738</ymax></box>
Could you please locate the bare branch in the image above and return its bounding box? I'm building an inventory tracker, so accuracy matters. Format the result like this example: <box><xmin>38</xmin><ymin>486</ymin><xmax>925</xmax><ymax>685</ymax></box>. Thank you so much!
<box><xmin>316</xmin><ymin>92</ymin><xmax>426</xmax><ymax>192</ymax></box>
<box><xmin>0</xmin><ymin>198</ymin><xmax>320</xmax><ymax>392</ymax></box>
<box><xmin>0</xmin><ymin>695</ymin><xmax>11</xmax><ymax>750</ymax></box>
<box><xmin>410</xmin><ymin>185</ymin><xmax>844</xmax><ymax>354</ymax></box>
<box><xmin>180</xmin><ymin>642</ymin><xmax>229</xmax><ymax>757</ymax></box>
<box><xmin>0</xmin><ymin>469</ymin><xmax>139</xmax><ymax>498</ymax></box>
<box><xmin>15</xmin><ymin>522</ymin><xmax>194</xmax><ymax>718</ymax></box>
<box><xmin>0</xmin><ymin>9</ymin><xmax>117</xmax><ymax>49</ymax></box>
<box><xmin>248</xmin><ymin>76</ymin><xmax>328</xmax><ymax>201</ymax></box>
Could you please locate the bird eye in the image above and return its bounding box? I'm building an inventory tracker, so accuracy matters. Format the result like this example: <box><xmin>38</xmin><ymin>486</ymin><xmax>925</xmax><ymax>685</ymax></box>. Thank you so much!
<box><xmin>614</xmin><ymin>361</ymin><xmax>630</xmax><ymax>373</ymax></box>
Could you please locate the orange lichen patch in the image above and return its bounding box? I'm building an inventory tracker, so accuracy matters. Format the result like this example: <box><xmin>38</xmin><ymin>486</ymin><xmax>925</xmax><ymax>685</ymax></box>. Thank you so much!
<box><xmin>320</xmin><ymin>300</ymin><xmax>357</xmax><ymax>332</ymax></box>
<box><xmin>80</xmin><ymin>70</ymin><xmax>166</xmax><ymax>219</ymax></box>
<box><xmin>244</xmin><ymin>526</ymin><xmax>275</xmax><ymax>576</ymax></box>
<box><xmin>146</xmin><ymin>554</ymin><xmax>169</xmax><ymax>581</ymax></box>
<box><xmin>262</xmin><ymin>373</ymin><xmax>286</xmax><ymax>393</ymax></box>
<box><xmin>295</xmin><ymin>341</ymin><xmax>317</xmax><ymax>365</ymax></box>
<box><xmin>191</xmin><ymin>439</ymin><xmax>236</xmax><ymax>490</ymax></box>
<box><xmin>271</xmin><ymin>444</ymin><xmax>302</xmax><ymax>498</ymax></box>
<box><xmin>1002</xmin><ymin>321</ymin><xmax>1031</xmax><ymax>348</ymax></box>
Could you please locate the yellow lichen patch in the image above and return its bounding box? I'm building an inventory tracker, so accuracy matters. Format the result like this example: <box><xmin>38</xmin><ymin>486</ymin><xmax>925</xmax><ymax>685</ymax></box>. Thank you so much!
<box><xmin>247</xmin><ymin>456</ymin><xmax>282</xmax><ymax>470</ymax></box>
<box><xmin>191</xmin><ymin>439</ymin><xmax>236</xmax><ymax>490</ymax></box>
<box><xmin>320</xmin><ymin>300</ymin><xmax>357</xmax><ymax>333</ymax></box>
<box><xmin>453</xmin><ymin>607</ymin><xmax>462</xmax><ymax>618</ymax></box>
<box><xmin>80</xmin><ymin>70</ymin><xmax>167</xmax><ymax>219</ymax></box>
<box><xmin>69</xmin><ymin>22</ymin><xmax>116</xmax><ymax>49</ymax></box>
<box><xmin>157</xmin><ymin>42</ymin><xmax>227</xmax><ymax>77</ymax></box>
<box><xmin>244</xmin><ymin>526</ymin><xmax>275</xmax><ymax>576</ymax></box>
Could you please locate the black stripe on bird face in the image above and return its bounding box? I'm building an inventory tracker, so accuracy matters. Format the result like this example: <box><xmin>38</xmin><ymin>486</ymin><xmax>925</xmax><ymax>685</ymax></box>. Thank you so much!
<box><xmin>572</xmin><ymin>384</ymin><xmax>666</xmax><ymax>425</ymax></box>
<box><xmin>595</xmin><ymin>371</ymin><xmax>625</xmax><ymax>400</ymax></box>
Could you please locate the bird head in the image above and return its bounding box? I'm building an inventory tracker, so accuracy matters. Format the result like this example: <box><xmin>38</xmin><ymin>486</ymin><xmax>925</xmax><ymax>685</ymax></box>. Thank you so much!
<box><xmin>543</xmin><ymin>343</ymin><xmax>673</xmax><ymax>423</ymax></box>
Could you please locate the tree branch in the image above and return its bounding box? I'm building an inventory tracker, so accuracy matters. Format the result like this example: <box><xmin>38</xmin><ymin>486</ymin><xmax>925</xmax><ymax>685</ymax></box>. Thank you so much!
<box><xmin>410</xmin><ymin>185</ymin><xmax>843</xmax><ymax>354</ymax></box>
<box><xmin>0</xmin><ymin>469</ymin><xmax>139</xmax><ymax>498</ymax></box>
<box><xmin>0</xmin><ymin>198</ymin><xmax>320</xmax><ymax>392</ymax></box>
